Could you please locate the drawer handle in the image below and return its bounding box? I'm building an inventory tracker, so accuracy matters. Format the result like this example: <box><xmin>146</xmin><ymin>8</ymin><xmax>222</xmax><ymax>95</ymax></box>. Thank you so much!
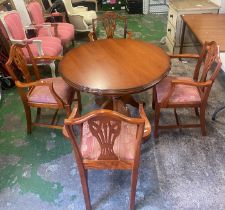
<box><xmin>168</xmin><ymin>29</ymin><xmax>171</xmax><ymax>32</ymax></box>
<box><xmin>170</xmin><ymin>14</ymin><xmax>173</xmax><ymax>18</ymax></box>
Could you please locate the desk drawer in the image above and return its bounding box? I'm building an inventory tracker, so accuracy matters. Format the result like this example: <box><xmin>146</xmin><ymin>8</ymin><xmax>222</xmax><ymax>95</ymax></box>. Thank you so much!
<box><xmin>168</xmin><ymin>6</ymin><xmax>178</xmax><ymax>28</ymax></box>
<box><xmin>166</xmin><ymin>21</ymin><xmax>176</xmax><ymax>44</ymax></box>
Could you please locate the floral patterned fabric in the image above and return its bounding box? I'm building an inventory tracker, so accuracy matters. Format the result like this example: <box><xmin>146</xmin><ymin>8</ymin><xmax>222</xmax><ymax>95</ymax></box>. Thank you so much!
<box><xmin>156</xmin><ymin>76</ymin><xmax>201</xmax><ymax>105</ymax></box>
<box><xmin>80</xmin><ymin>121</ymin><xmax>138</xmax><ymax>160</ymax></box>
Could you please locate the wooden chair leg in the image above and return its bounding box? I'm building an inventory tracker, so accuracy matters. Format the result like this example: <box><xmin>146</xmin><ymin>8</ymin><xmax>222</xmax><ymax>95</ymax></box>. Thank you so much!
<box><xmin>152</xmin><ymin>88</ymin><xmax>156</xmax><ymax>110</ymax></box>
<box><xmin>24</xmin><ymin>105</ymin><xmax>32</xmax><ymax>134</ymax></box>
<box><xmin>200</xmin><ymin>107</ymin><xmax>206</xmax><ymax>136</ymax></box>
<box><xmin>154</xmin><ymin>105</ymin><xmax>160</xmax><ymax>138</ymax></box>
<box><xmin>130</xmin><ymin>168</ymin><xmax>139</xmax><ymax>210</ymax></box>
<box><xmin>78</xmin><ymin>168</ymin><xmax>91</xmax><ymax>210</ymax></box>
<box><xmin>65</xmin><ymin>105</ymin><xmax>72</xmax><ymax>117</ymax></box>
<box><xmin>77</xmin><ymin>91</ymin><xmax>82</xmax><ymax>112</ymax></box>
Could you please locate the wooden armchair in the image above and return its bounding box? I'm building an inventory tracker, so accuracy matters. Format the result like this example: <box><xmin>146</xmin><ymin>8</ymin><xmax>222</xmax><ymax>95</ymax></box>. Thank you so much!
<box><xmin>152</xmin><ymin>41</ymin><xmax>222</xmax><ymax>138</ymax></box>
<box><xmin>63</xmin><ymin>104</ymin><xmax>150</xmax><ymax>210</ymax></box>
<box><xmin>5</xmin><ymin>43</ymin><xmax>81</xmax><ymax>133</ymax></box>
<box><xmin>88</xmin><ymin>11</ymin><xmax>131</xmax><ymax>41</ymax></box>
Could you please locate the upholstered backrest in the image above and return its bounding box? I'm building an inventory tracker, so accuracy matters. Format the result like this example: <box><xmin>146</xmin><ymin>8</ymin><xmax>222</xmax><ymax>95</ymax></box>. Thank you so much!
<box><xmin>3</xmin><ymin>11</ymin><xmax>26</xmax><ymax>40</ymax></box>
<box><xmin>64</xmin><ymin>109</ymin><xmax>145</xmax><ymax>161</ymax></box>
<box><xmin>27</xmin><ymin>1</ymin><xmax>45</xmax><ymax>25</ymax></box>
<box><xmin>81</xmin><ymin>119</ymin><xmax>138</xmax><ymax>160</ymax></box>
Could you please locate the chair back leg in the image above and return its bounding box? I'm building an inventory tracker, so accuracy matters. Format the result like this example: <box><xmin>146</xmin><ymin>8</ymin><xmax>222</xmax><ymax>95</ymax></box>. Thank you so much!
<box><xmin>130</xmin><ymin>168</ymin><xmax>139</xmax><ymax>210</ymax></box>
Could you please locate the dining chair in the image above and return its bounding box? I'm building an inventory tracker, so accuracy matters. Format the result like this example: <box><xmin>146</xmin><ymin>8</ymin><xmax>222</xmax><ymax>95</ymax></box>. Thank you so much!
<box><xmin>62</xmin><ymin>0</ymin><xmax>97</xmax><ymax>32</ymax></box>
<box><xmin>0</xmin><ymin>10</ymin><xmax>63</xmax><ymax>77</ymax></box>
<box><xmin>5</xmin><ymin>43</ymin><xmax>81</xmax><ymax>134</ymax></box>
<box><xmin>88</xmin><ymin>11</ymin><xmax>131</xmax><ymax>41</ymax></box>
<box><xmin>26</xmin><ymin>0</ymin><xmax>75</xmax><ymax>47</ymax></box>
<box><xmin>63</xmin><ymin>103</ymin><xmax>150</xmax><ymax>210</ymax></box>
<box><xmin>152</xmin><ymin>41</ymin><xmax>222</xmax><ymax>138</ymax></box>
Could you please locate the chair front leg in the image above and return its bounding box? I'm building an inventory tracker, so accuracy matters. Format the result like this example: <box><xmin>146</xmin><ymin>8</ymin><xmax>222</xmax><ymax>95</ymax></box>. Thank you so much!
<box><xmin>24</xmin><ymin>105</ymin><xmax>32</xmax><ymax>134</ymax></box>
<box><xmin>154</xmin><ymin>105</ymin><xmax>160</xmax><ymax>138</ymax></box>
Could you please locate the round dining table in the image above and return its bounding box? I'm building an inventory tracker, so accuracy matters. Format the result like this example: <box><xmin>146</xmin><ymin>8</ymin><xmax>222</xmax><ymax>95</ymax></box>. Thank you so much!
<box><xmin>60</xmin><ymin>38</ymin><xmax>170</xmax><ymax>120</ymax></box>
<box><xmin>60</xmin><ymin>39</ymin><xmax>170</xmax><ymax>97</ymax></box>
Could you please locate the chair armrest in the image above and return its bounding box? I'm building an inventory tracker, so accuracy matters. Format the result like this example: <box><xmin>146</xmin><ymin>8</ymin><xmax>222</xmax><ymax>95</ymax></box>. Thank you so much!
<box><xmin>10</xmin><ymin>39</ymin><xmax>44</xmax><ymax>56</ymax></box>
<box><xmin>34</xmin><ymin>56</ymin><xmax>63</xmax><ymax>62</ymax></box>
<box><xmin>169</xmin><ymin>54</ymin><xmax>200</xmax><ymax>59</ymax></box>
<box><xmin>138</xmin><ymin>103</ymin><xmax>151</xmax><ymax>140</ymax></box>
<box><xmin>63</xmin><ymin>106</ymin><xmax>80</xmax><ymax>139</ymax></box>
<box><xmin>171</xmin><ymin>79</ymin><xmax>212</xmax><ymax>87</ymax></box>
<box><xmin>15</xmin><ymin>80</ymin><xmax>46</xmax><ymax>88</ymax></box>
<box><xmin>44</xmin><ymin>12</ymin><xmax>66</xmax><ymax>22</ymax></box>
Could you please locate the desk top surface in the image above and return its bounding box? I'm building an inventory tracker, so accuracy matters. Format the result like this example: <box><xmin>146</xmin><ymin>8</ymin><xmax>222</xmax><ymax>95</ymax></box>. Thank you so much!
<box><xmin>60</xmin><ymin>39</ymin><xmax>170</xmax><ymax>96</ymax></box>
<box><xmin>182</xmin><ymin>14</ymin><xmax>225</xmax><ymax>52</ymax></box>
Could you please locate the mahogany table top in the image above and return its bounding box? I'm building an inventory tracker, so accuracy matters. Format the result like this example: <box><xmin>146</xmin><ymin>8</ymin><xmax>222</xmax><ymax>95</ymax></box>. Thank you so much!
<box><xmin>182</xmin><ymin>14</ymin><xmax>225</xmax><ymax>52</ymax></box>
<box><xmin>60</xmin><ymin>39</ymin><xmax>170</xmax><ymax>96</ymax></box>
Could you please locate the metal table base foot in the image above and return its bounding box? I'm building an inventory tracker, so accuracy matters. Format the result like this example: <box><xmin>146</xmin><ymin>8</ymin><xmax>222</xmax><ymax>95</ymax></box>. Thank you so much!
<box><xmin>212</xmin><ymin>105</ymin><xmax>225</xmax><ymax>121</ymax></box>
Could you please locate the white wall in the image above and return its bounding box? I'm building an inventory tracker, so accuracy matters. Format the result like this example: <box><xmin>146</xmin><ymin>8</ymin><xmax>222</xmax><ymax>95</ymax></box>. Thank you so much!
<box><xmin>12</xmin><ymin>0</ymin><xmax>31</xmax><ymax>26</ymax></box>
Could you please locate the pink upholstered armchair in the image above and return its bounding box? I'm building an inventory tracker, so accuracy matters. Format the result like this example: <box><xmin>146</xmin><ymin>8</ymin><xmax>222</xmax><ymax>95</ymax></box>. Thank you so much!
<box><xmin>0</xmin><ymin>10</ymin><xmax>63</xmax><ymax>77</ymax></box>
<box><xmin>27</xmin><ymin>1</ymin><xmax>74</xmax><ymax>47</ymax></box>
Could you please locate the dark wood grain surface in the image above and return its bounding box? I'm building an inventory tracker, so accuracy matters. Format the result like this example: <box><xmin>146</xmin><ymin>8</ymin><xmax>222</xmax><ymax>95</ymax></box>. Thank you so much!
<box><xmin>60</xmin><ymin>39</ymin><xmax>170</xmax><ymax>96</ymax></box>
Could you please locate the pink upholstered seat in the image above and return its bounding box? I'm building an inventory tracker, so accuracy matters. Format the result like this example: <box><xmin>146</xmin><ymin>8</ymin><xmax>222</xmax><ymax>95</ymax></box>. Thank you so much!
<box><xmin>28</xmin><ymin>77</ymin><xmax>74</xmax><ymax>104</ymax></box>
<box><xmin>156</xmin><ymin>76</ymin><xmax>201</xmax><ymax>105</ymax></box>
<box><xmin>81</xmin><ymin>121</ymin><xmax>138</xmax><ymax>160</ymax></box>
<box><xmin>27</xmin><ymin>1</ymin><xmax>74</xmax><ymax>46</ymax></box>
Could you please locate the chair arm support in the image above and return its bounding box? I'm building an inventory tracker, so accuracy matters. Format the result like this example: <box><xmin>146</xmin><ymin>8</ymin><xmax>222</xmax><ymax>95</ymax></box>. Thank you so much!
<box><xmin>169</xmin><ymin>54</ymin><xmax>200</xmax><ymax>59</ymax></box>
<box><xmin>34</xmin><ymin>56</ymin><xmax>63</xmax><ymax>62</ymax></box>
<box><xmin>139</xmin><ymin>103</ymin><xmax>151</xmax><ymax>139</ymax></box>
<box><xmin>62</xmin><ymin>106</ymin><xmax>79</xmax><ymax>139</ymax></box>
<box><xmin>15</xmin><ymin>80</ymin><xmax>46</xmax><ymax>88</ymax></box>
<box><xmin>171</xmin><ymin>79</ymin><xmax>212</xmax><ymax>87</ymax></box>
<box><xmin>10</xmin><ymin>39</ymin><xmax>43</xmax><ymax>56</ymax></box>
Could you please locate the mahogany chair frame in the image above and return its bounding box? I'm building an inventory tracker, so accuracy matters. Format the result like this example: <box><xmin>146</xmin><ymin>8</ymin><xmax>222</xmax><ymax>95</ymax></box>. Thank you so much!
<box><xmin>64</xmin><ymin>104</ymin><xmax>150</xmax><ymax>210</ymax></box>
<box><xmin>5</xmin><ymin>43</ymin><xmax>81</xmax><ymax>133</ymax></box>
<box><xmin>152</xmin><ymin>41</ymin><xmax>222</xmax><ymax>138</ymax></box>
<box><xmin>88</xmin><ymin>11</ymin><xmax>131</xmax><ymax>41</ymax></box>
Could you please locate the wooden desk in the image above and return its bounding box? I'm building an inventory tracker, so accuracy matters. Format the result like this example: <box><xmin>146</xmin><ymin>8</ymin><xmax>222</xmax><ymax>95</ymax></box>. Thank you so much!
<box><xmin>180</xmin><ymin>14</ymin><xmax>225</xmax><ymax>53</ymax></box>
<box><xmin>60</xmin><ymin>39</ymin><xmax>170</xmax><ymax>96</ymax></box>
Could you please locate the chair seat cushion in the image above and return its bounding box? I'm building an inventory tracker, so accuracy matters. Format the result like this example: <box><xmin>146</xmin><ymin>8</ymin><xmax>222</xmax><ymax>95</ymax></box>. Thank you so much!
<box><xmin>80</xmin><ymin>121</ymin><xmax>138</xmax><ymax>160</ymax></box>
<box><xmin>28</xmin><ymin>77</ymin><xmax>74</xmax><ymax>105</ymax></box>
<box><xmin>156</xmin><ymin>76</ymin><xmax>201</xmax><ymax>105</ymax></box>
<box><xmin>38</xmin><ymin>23</ymin><xmax>74</xmax><ymax>45</ymax></box>
<box><xmin>22</xmin><ymin>36</ymin><xmax>62</xmax><ymax>63</ymax></box>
